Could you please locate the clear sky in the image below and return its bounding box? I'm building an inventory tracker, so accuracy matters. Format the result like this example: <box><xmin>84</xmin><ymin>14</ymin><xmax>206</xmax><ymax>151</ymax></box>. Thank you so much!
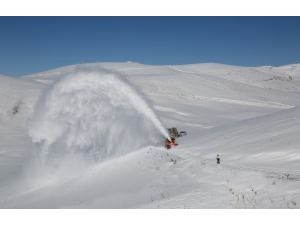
<box><xmin>1</xmin><ymin>16</ymin><xmax>300</xmax><ymax>77</ymax></box>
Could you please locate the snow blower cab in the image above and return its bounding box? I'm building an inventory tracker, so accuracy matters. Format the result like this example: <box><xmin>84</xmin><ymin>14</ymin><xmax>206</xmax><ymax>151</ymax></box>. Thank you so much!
<box><xmin>167</xmin><ymin>127</ymin><xmax>179</xmax><ymax>138</ymax></box>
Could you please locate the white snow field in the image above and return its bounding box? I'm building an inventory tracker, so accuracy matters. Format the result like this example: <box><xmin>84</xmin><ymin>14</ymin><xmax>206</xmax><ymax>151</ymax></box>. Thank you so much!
<box><xmin>0</xmin><ymin>62</ymin><xmax>300</xmax><ymax>209</ymax></box>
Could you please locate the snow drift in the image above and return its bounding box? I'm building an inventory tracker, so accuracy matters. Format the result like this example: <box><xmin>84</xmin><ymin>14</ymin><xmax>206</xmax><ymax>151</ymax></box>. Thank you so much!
<box><xmin>26</xmin><ymin>64</ymin><xmax>169</xmax><ymax>177</ymax></box>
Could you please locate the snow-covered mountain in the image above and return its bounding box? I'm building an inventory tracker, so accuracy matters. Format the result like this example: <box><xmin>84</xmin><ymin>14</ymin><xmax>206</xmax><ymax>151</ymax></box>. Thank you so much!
<box><xmin>0</xmin><ymin>62</ymin><xmax>300</xmax><ymax>208</ymax></box>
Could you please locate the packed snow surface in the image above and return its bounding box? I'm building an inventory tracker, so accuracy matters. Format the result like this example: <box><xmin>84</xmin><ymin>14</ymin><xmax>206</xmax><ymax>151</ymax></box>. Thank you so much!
<box><xmin>1</xmin><ymin>62</ymin><xmax>300</xmax><ymax>209</ymax></box>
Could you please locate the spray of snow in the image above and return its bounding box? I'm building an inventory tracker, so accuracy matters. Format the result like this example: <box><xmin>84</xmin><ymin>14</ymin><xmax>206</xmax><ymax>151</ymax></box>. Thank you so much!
<box><xmin>26</xmin><ymin>64</ymin><xmax>169</xmax><ymax>180</ymax></box>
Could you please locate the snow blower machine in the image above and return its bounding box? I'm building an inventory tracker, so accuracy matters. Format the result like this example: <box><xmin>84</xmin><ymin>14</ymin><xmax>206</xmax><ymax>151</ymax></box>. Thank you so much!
<box><xmin>165</xmin><ymin>127</ymin><xmax>187</xmax><ymax>149</ymax></box>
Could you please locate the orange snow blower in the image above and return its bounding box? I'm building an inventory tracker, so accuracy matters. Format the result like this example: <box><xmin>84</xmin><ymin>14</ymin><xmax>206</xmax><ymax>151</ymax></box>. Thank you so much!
<box><xmin>165</xmin><ymin>137</ymin><xmax>178</xmax><ymax>149</ymax></box>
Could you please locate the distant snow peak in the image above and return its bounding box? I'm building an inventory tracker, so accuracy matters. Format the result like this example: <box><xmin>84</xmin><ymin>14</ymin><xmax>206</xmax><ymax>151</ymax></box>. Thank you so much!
<box><xmin>27</xmin><ymin>64</ymin><xmax>168</xmax><ymax>173</ymax></box>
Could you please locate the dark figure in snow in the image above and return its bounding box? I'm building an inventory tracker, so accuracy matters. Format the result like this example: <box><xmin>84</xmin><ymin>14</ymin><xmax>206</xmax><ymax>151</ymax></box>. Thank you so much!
<box><xmin>216</xmin><ymin>155</ymin><xmax>220</xmax><ymax>164</ymax></box>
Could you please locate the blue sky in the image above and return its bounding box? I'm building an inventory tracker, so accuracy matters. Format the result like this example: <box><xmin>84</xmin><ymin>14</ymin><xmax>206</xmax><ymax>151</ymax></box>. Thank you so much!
<box><xmin>1</xmin><ymin>16</ymin><xmax>300</xmax><ymax>77</ymax></box>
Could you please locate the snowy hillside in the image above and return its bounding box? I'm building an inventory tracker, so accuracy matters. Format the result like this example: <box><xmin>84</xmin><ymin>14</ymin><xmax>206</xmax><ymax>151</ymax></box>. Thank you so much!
<box><xmin>1</xmin><ymin>62</ymin><xmax>300</xmax><ymax>209</ymax></box>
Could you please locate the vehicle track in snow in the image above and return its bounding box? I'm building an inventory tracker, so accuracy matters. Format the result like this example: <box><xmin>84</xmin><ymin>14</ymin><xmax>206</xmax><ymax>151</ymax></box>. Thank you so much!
<box><xmin>167</xmin><ymin>66</ymin><xmax>294</xmax><ymax>109</ymax></box>
<box><xmin>116</xmin><ymin>65</ymin><xmax>294</xmax><ymax>109</ymax></box>
<box><xmin>144</xmin><ymin>91</ymin><xmax>293</xmax><ymax>109</ymax></box>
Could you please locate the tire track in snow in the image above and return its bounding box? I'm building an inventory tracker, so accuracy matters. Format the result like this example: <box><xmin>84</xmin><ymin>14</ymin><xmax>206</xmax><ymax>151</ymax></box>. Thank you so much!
<box><xmin>168</xmin><ymin>67</ymin><xmax>294</xmax><ymax>109</ymax></box>
<box><xmin>117</xmin><ymin>65</ymin><xmax>294</xmax><ymax>109</ymax></box>
<box><xmin>183</xmin><ymin>123</ymin><xmax>213</xmax><ymax>129</ymax></box>
<box><xmin>170</xmin><ymin>66</ymin><xmax>232</xmax><ymax>90</ymax></box>
<box><xmin>145</xmin><ymin>91</ymin><xmax>293</xmax><ymax>109</ymax></box>
<box><xmin>153</xmin><ymin>106</ymin><xmax>190</xmax><ymax>117</ymax></box>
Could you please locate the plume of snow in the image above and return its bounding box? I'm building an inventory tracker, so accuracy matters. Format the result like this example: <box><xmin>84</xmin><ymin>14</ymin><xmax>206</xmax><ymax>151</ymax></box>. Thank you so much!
<box><xmin>26</xmin><ymin>64</ymin><xmax>169</xmax><ymax>178</ymax></box>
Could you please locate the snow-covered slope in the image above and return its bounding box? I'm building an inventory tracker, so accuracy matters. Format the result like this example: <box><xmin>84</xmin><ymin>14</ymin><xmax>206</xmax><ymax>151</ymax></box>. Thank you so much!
<box><xmin>1</xmin><ymin>62</ymin><xmax>300</xmax><ymax>209</ymax></box>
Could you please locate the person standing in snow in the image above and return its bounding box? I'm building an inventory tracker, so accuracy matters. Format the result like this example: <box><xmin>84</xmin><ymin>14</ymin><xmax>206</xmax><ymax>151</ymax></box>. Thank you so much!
<box><xmin>216</xmin><ymin>155</ymin><xmax>220</xmax><ymax>164</ymax></box>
